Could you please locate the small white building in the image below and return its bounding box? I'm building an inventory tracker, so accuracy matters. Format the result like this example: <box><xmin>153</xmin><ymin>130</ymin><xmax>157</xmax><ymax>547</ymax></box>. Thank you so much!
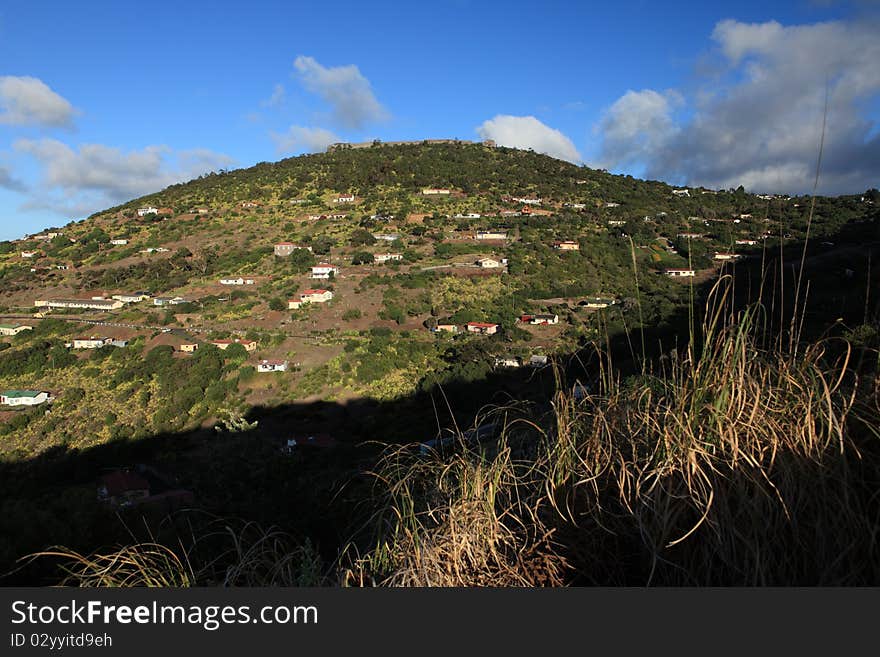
<box><xmin>374</xmin><ymin>253</ymin><xmax>403</xmax><ymax>263</ymax></box>
<box><xmin>494</xmin><ymin>356</ymin><xmax>522</xmax><ymax>368</ymax></box>
<box><xmin>109</xmin><ymin>239</ymin><xmax>129</xmax><ymax>245</ymax></box>
<box><xmin>21</xmin><ymin>251</ymin><xmax>38</xmax><ymax>259</ymax></box>
<box><xmin>607</xmin><ymin>220</ymin><xmax>627</xmax><ymax>226</ymax></box>
<box><xmin>137</xmin><ymin>207</ymin><xmax>158</xmax><ymax>216</ymax></box>
<box><xmin>665</xmin><ymin>269</ymin><xmax>696</xmax><ymax>277</ymax></box>
<box><xmin>372</xmin><ymin>234</ymin><xmax>400</xmax><ymax>242</ymax></box>
<box><xmin>0</xmin><ymin>323</ymin><xmax>32</xmax><ymax>336</ymax></box>
<box><xmin>219</xmin><ymin>278</ymin><xmax>256</xmax><ymax>286</ymax></box>
<box><xmin>466</xmin><ymin>322</ymin><xmax>499</xmax><ymax>335</ymax></box>
<box><xmin>310</xmin><ymin>264</ymin><xmax>339</xmax><ymax>279</ymax></box>
<box><xmin>1</xmin><ymin>390</ymin><xmax>49</xmax><ymax>406</ymax></box>
<box><xmin>476</xmin><ymin>257</ymin><xmax>501</xmax><ymax>268</ymax></box>
<box><xmin>153</xmin><ymin>296</ymin><xmax>187</xmax><ymax>306</ymax></box>
<box><xmin>475</xmin><ymin>231</ymin><xmax>508</xmax><ymax>240</ymax></box>
<box><xmin>422</xmin><ymin>188</ymin><xmax>451</xmax><ymax>195</ymax></box>
<box><xmin>554</xmin><ymin>241</ymin><xmax>580</xmax><ymax>251</ymax></box>
<box><xmin>735</xmin><ymin>239</ymin><xmax>758</xmax><ymax>246</ymax></box>
<box><xmin>713</xmin><ymin>253</ymin><xmax>740</xmax><ymax>261</ymax></box>
<box><xmin>257</xmin><ymin>359</ymin><xmax>289</xmax><ymax>373</ymax></box>
<box><xmin>274</xmin><ymin>243</ymin><xmax>312</xmax><ymax>257</ymax></box>
<box><xmin>112</xmin><ymin>292</ymin><xmax>150</xmax><ymax>304</ymax></box>
<box><xmin>334</xmin><ymin>194</ymin><xmax>355</xmax><ymax>203</ymax></box>
<box><xmin>289</xmin><ymin>289</ymin><xmax>333</xmax><ymax>309</ymax></box>
<box><xmin>672</xmin><ymin>189</ymin><xmax>690</xmax><ymax>197</ymax></box>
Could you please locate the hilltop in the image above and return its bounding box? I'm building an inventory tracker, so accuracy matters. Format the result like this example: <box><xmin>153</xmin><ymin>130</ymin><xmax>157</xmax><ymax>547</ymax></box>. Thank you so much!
<box><xmin>0</xmin><ymin>142</ymin><xmax>877</xmax><ymax>585</ymax></box>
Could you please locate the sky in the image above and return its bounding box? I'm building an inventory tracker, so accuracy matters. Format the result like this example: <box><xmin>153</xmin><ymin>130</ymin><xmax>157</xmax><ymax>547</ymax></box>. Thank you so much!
<box><xmin>1</xmin><ymin>0</ymin><xmax>879</xmax><ymax>241</ymax></box>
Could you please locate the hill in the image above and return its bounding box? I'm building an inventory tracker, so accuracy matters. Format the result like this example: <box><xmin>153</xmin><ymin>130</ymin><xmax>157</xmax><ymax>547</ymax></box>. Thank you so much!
<box><xmin>0</xmin><ymin>142</ymin><xmax>878</xmax><ymax>585</ymax></box>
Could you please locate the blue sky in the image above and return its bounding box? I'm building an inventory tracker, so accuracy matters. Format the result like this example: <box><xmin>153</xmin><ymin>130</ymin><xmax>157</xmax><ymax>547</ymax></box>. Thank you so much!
<box><xmin>1</xmin><ymin>0</ymin><xmax>878</xmax><ymax>240</ymax></box>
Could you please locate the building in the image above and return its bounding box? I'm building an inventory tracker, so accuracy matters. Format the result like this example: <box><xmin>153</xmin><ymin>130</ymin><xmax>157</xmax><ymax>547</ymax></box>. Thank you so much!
<box><xmin>21</xmin><ymin>251</ymin><xmax>38</xmax><ymax>258</ymax></box>
<box><xmin>713</xmin><ymin>253</ymin><xmax>740</xmax><ymax>261</ymax></box>
<box><xmin>219</xmin><ymin>277</ymin><xmax>256</xmax><ymax>285</ymax></box>
<box><xmin>421</xmin><ymin>188</ymin><xmax>451</xmax><ymax>195</ymax></box>
<box><xmin>475</xmin><ymin>231</ymin><xmax>508</xmax><ymax>241</ymax></box>
<box><xmin>34</xmin><ymin>298</ymin><xmax>125</xmax><ymax>311</ymax></box>
<box><xmin>274</xmin><ymin>243</ymin><xmax>312</xmax><ymax>257</ymax></box>
<box><xmin>112</xmin><ymin>292</ymin><xmax>150</xmax><ymax>303</ymax></box>
<box><xmin>603</xmin><ymin>202</ymin><xmax>620</xmax><ymax>208</ymax></box>
<box><xmin>179</xmin><ymin>342</ymin><xmax>199</xmax><ymax>353</ymax></box>
<box><xmin>554</xmin><ymin>241</ymin><xmax>580</xmax><ymax>251</ymax></box>
<box><xmin>520</xmin><ymin>314</ymin><xmax>559</xmax><ymax>325</ymax></box>
<box><xmin>0</xmin><ymin>323</ymin><xmax>32</xmax><ymax>336</ymax></box>
<box><xmin>310</xmin><ymin>264</ymin><xmax>339</xmax><ymax>279</ymax></box>
<box><xmin>512</xmin><ymin>197</ymin><xmax>542</xmax><ymax>205</ymax></box>
<box><xmin>665</xmin><ymin>269</ymin><xmax>696</xmax><ymax>277</ymax></box>
<box><xmin>431</xmin><ymin>323</ymin><xmax>459</xmax><ymax>334</ymax></box>
<box><xmin>677</xmin><ymin>233</ymin><xmax>704</xmax><ymax>239</ymax></box>
<box><xmin>72</xmin><ymin>337</ymin><xmax>128</xmax><ymax>349</ymax></box>
<box><xmin>466</xmin><ymin>322</ymin><xmax>499</xmax><ymax>335</ymax></box>
<box><xmin>579</xmin><ymin>298</ymin><xmax>617</xmax><ymax>309</ymax></box>
<box><xmin>528</xmin><ymin>354</ymin><xmax>549</xmax><ymax>367</ymax></box>
<box><xmin>289</xmin><ymin>289</ymin><xmax>333</xmax><ymax>309</ymax></box>
<box><xmin>210</xmin><ymin>338</ymin><xmax>257</xmax><ymax>352</ymax></box>
<box><xmin>109</xmin><ymin>239</ymin><xmax>129</xmax><ymax>245</ymax></box>
<box><xmin>153</xmin><ymin>296</ymin><xmax>187</xmax><ymax>306</ymax></box>
<box><xmin>137</xmin><ymin>207</ymin><xmax>158</xmax><ymax>216</ymax></box>
<box><xmin>372</xmin><ymin>233</ymin><xmax>400</xmax><ymax>242</ymax></box>
<box><xmin>735</xmin><ymin>239</ymin><xmax>758</xmax><ymax>246</ymax></box>
<box><xmin>672</xmin><ymin>189</ymin><xmax>690</xmax><ymax>197</ymax></box>
<box><xmin>258</xmin><ymin>359</ymin><xmax>289</xmax><ymax>373</ymax></box>
<box><xmin>374</xmin><ymin>253</ymin><xmax>403</xmax><ymax>263</ymax></box>
<box><xmin>334</xmin><ymin>194</ymin><xmax>355</xmax><ymax>203</ymax></box>
<box><xmin>494</xmin><ymin>356</ymin><xmax>522</xmax><ymax>368</ymax></box>
<box><xmin>476</xmin><ymin>257</ymin><xmax>501</xmax><ymax>268</ymax></box>
<box><xmin>1</xmin><ymin>390</ymin><xmax>49</xmax><ymax>406</ymax></box>
<box><xmin>607</xmin><ymin>220</ymin><xmax>627</xmax><ymax>226</ymax></box>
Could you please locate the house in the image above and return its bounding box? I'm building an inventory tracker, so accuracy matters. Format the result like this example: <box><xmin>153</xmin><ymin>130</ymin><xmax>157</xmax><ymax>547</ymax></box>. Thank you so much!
<box><xmin>179</xmin><ymin>342</ymin><xmax>199</xmax><ymax>353</ymax></box>
<box><xmin>374</xmin><ymin>253</ymin><xmax>403</xmax><ymax>263</ymax></box>
<box><xmin>607</xmin><ymin>220</ymin><xmax>627</xmax><ymax>226</ymax></box>
<box><xmin>34</xmin><ymin>298</ymin><xmax>125</xmax><ymax>311</ymax></box>
<box><xmin>210</xmin><ymin>338</ymin><xmax>257</xmax><ymax>352</ymax></box>
<box><xmin>240</xmin><ymin>201</ymin><xmax>262</xmax><ymax>209</ymax></box>
<box><xmin>528</xmin><ymin>354</ymin><xmax>549</xmax><ymax>367</ymax></box>
<box><xmin>603</xmin><ymin>202</ymin><xmax>620</xmax><ymax>208</ymax></box>
<box><xmin>739</xmin><ymin>214</ymin><xmax>753</xmax><ymax>219</ymax></box>
<box><xmin>274</xmin><ymin>243</ymin><xmax>312</xmax><ymax>257</ymax></box>
<box><xmin>672</xmin><ymin>189</ymin><xmax>690</xmax><ymax>197</ymax></box>
<box><xmin>735</xmin><ymin>239</ymin><xmax>758</xmax><ymax>246</ymax></box>
<box><xmin>1</xmin><ymin>390</ymin><xmax>49</xmax><ymax>406</ymax></box>
<box><xmin>454</xmin><ymin>213</ymin><xmax>482</xmax><ymax>219</ymax></box>
<box><xmin>665</xmin><ymin>269</ymin><xmax>696</xmax><ymax>277</ymax></box>
<box><xmin>512</xmin><ymin>197</ymin><xmax>542</xmax><ymax>205</ymax></box>
<box><xmin>289</xmin><ymin>289</ymin><xmax>333</xmax><ymax>309</ymax></box>
<box><xmin>140</xmin><ymin>247</ymin><xmax>170</xmax><ymax>253</ymax></box>
<box><xmin>257</xmin><ymin>359</ymin><xmax>289</xmax><ymax>373</ymax></box>
<box><xmin>310</xmin><ymin>263</ymin><xmax>339</xmax><ymax>279</ymax></box>
<box><xmin>112</xmin><ymin>292</ymin><xmax>150</xmax><ymax>304</ymax></box>
<box><xmin>476</xmin><ymin>257</ymin><xmax>501</xmax><ymax>268</ymax></box>
<box><xmin>21</xmin><ymin>251</ymin><xmax>38</xmax><ymax>258</ymax></box>
<box><xmin>554</xmin><ymin>241</ymin><xmax>580</xmax><ymax>251</ymax></box>
<box><xmin>219</xmin><ymin>277</ymin><xmax>256</xmax><ymax>285</ymax></box>
<box><xmin>678</xmin><ymin>233</ymin><xmax>704</xmax><ymax>239</ymax></box>
<box><xmin>282</xmin><ymin>433</ymin><xmax>337</xmax><ymax>453</ymax></box>
<box><xmin>466</xmin><ymin>322</ymin><xmax>499</xmax><ymax>335</ymax></box>
<box><xmin>713</xmin><ymin>252</ymin><xmax>739</xmax><ymax>261</ymax></box>
<box><xmin>475</xmin><ymin>231</ymin><xmax>508</xmax><ymax>241</ymax></box>
<box><xmin>520</xmin><ymin>314</ymin><xmax>559</xmax><ymax>325</ymax></box>
<box><xmin>421</xmin><ymin>188</ymin><xmax>451</xmax><ymax>195</ymax></box>
<box><xmin>137</xmin><ymin>206</ymin><xmax>158</xmax><ymax>216</ymax></box>
<box><xmin>109</xmin><ymin>239</ymin><xmax>129</xmax><ymax>245</ymax></box>
<box><xmin>431</xmin><ymin>323</ymin><xmax>459</xmax><ymax>334</ymax></box>
<box><xmin>372</xmin><ymin>233</ymin><xmax>400</xmax><ymax>242</ymax></box>
<box><xmin>334</xmin><ymin>194</ymin><xmax>355</xmax><ymax>203</ymax></box>
<box><xmin>72</xmin><ymin>337</ymin><xmax>128</xmax><ymax>349</ymax></box>
<box><xmin>97</xmin><ymin>470</ymin><xmax>150</xmax><ymax>506</ymax></box>
<box><xmin>579</xmin><ymin>297</ymin><xmax>617</xmax><ymax>309</ymax></box>
<box><xmin>153</xmin><ymin>296</ymin><xmax>187</xmax><ymax>306</ymax></box>
<box><xmin>494</xmin><ymin>355</ymin><xmax>522</xmax><ymax>368</ymax></box>
<box><xmin>0</xmin><ymin>323</ymin><xmax>32</xmax><ymax>336</ymax></box>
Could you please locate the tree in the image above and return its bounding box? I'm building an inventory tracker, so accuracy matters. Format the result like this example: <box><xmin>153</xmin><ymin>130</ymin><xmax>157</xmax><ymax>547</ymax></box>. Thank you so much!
<box><xmin>349</xmin><ymin>228</ymin><xmax>376</xmax><ymax>246</ymax></box>
<box><xmin>268</xmin><ymin>297</ymin><xmax>286</xmax><ymax>311</ymax></box>
<box><xmin>311</xmin><ymin>236</ymin><xmax>335</xmax><ymax>255</ymax></box>
<box><xmin>351</xmin><ymin>251</ymin><xmax>375</xmax><ymax>265</ymax></box>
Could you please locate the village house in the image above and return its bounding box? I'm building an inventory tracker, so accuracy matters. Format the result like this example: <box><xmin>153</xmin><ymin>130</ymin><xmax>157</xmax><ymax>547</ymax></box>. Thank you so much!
<box><xmin>1</xmin><ymin>390</ymin><xmax>50</xmax><ymax>406</ymax></box>
<box><xmin>374</xmin><ymin>253</ymin><xmax>403</xmax><ymax>263</ymax></box>
<box><xmin>0</xmin><ymin>323</ymin><xmax>32</xmax><ymax>336</ymax></box>
<box><xmin>72</xmin><ymin>337</ymin><xmax>128</xmax><ymax>349</ymax></box>
<box><xmin>210</xmin><ymin>338</ymin><xmax>257</xmax><ymax>352</ymax></box>
<box><xmin>735</xmin><ymin>239</ymin><xmax>758</xmax><ymax>246</ymax></box>
<box><xmin>289</xmin><ymin>289</ymin><xmax>333</xmax><ymax>309</ymax></box>
<box><xmin>603</xmin><ymin>202</ymin><xmax>620</xmax><ymax>208</ymax></box>
<box><xmin>21</xmin><ymin>251</ymin><xmax>38</xmax><ymax>259</ymax></box>
<box><xmin>476</xmin><ymin>257</ymin><xmax>501</xmax><ymax>268</ymax></box>
<box><xmin>607</xmin><ymin>220</ymin><xmax>627</xmax><ymax>226</ymax></box>
<box><xmin>714</xmin><ymin>252</ymin><xmax>740</xmax><ymax>261</ymax></box>
<box><xmin>431</xmin><ymin>323</ymin><xmax>459</xmax><ymax>334</ymax></box>
<box><xmin>579</xmin><ymin>297</ymin><xmax>617</xmax><ymax>309</ymax></box>
<box><xmin>529</xmin><ymin>354</ymin><xmax>549</xmax><ymax>367</ymax></box>
<box><xmin>334</xmin><ymin>194</ymin><xmax>355</xmax><ymax>203</ymax></box>
<box><xmin>512</xmin><ymin>197</ymin><xmax>542</xmax><ymax>205</ymax></box>
<box><xmin>678</xmin><ymin>233</ymin><xmax>704</xmax><ymax>239</ymax></box>
<box><xmin>554</xmin><ymin>240</ymin><xmax>580</xmax><ymax>251</ymax></box>
<box><xmin>310</xmin><ymin>263</ymin><xmax>339</xmax><ymax>279</ymax></box>
<box><xmin>137</xmin><ymin>206</ymin><xmax>158</xmax><ymax>216</ymax></box>
<box><xmin>219</xmin><ymin>277</ymin><xmax>256</xmax><ymax>285</ymax></box>
<box><xmin>112</xmin><ymin>292</ymin><xmax>150</xmax><ymax>304</ymax></box>
<box><xmin>179</xmin><ymin>342</ymin><xmax>199</xmax><ymax>353</ymax></box>
<box><xmin>274</xmin><ymin>243</ymin><xmax>312</xmax><ymax>257</ymax></box>
<box><xmin>109</xmin><ymin>238</ymin><xmax>129</xmax><ymax>245</ymax></box>
<box><xmin>475</xmin><ymin>231</ymin><xmax>508</xmax><ymax>240</ymax></box>
<box><xmin>422</xmin><ymin>188</ymin><xmax>451</xmax><ymax>195</ymax></box>
<box><xmin>494</xmin><ymin>355</ymin><xmax>522</xmax><ymax>368</ymax></box>
<box><xmin>153</xmin><ymin>296</ymin><xmax>187</xmax><ymax>306</ymax></box>
<box><xmin>372</xmin><ymin>233</ymin><xmax>400</xmax><ymax>242</ymax></box>
<box><xmin>454</xmin><ymin>213</ymin><xmax>482</xmax><ymax>219</ymax></box>
<box><xmin>35</xmin><ymin>298</ymin><xmax>125</xmax><ymax>311</ymax></box>
<box><xmin>466</xmin><ymin>322</ymin><xmax>499</xmax><ymax>335</ymax></box>
<box><xmin>665</xmin><ymin>269</ymin><xmax>696</xmax><ymax>277</ymax></box>
<box><xmin>140</xmin><ymin>247</ymin><xmax>170</xmax><ymax>253</ymax></box>
<box><xmin>240</xmin><ymin>201</ymin><xmax>261</xmax><ymax>209</ymax></box>
<box><xmin>258</xmin><ymin>359</ymin><xmax>289</xmax><ymax>373</ymax></box>
<box><xmin>520</xmin><ymin>314</ymin><xmax>559</xmax><ymax>325</ymax></box>
<box><xmin>672</xmin><ymin>189</ymin><xmax>690</xmax><ymax>197</ymax></box>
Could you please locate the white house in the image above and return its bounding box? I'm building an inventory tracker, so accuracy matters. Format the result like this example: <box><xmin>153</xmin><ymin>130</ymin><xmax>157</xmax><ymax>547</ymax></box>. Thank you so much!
<box><xmin>1</xmin><ymin>390</ymin><xmax>49</xmax><ymax>406</ymax></box>
<box><xmin>0</xmin><ymin>323</ymin><xmax>32</xmax><ymax>336</ymax></box>
<box><xmin>153</xmin><ymin>296</ymin><xmax>187</xmax><ymax>306</ymax></box>
<box><xmin>421</xmin><ymin>188</ymin><xmax>451</xmax><ymax>195</ymax></box>
<box><xmin>476</xmin><ymin>258</ymin><xmax>501</xmax><ymax>268</ymax></box>
<box><xmin>334</xmin><ymin>194</ymin><xmax>355</xmax><ymax>203</ymax></box>
<box><xmin>672</xmin><ymin>189</ymin><xmax>690</xmax><ymax>197</ymax></box>
<box><xmin>665</xmin><ymin>269</ymin><xmax>696</xmax><ymax>277</ymax></box>
<box><xmin>512</xmin><ymin>197</ymin><xmax>542</xmax><ymax>205</ymax></box>
<box><xmin>713</xmin><ymin>253</ymin><xmax>740</xmax><ymax>261</ymax></box>
<box><xmin>219</xmin><ymin>277</ymin><xmax>256</xmax><ymax>286</ymax></box>
<box><xmin>274</xmin><ymin>243</ymin><xmax>312</xmax><ymax>257</ymax></box>
<box><xmin>257</xmin><ymin>359</ymin><xmax>289</xmax><ymax>373</ymax></box>
<box><xmin>310</xmin><ymin>264</ymin><xmax>339</xmax><ymax>279</ymax></box>
<box><xmin>35</xmin><ymin>298</ymin><xmax>124</xmax><ymax>311</ymax></box>
<box><xmin>475</xmin><ymin>231</ymin><xmax>508</xmax><ymax>240</ymax></box>
<box><xmin>72</xmin><ymin>337</ymin><xmax>128</xmax><ymax>349</ymax></box>
<box><xmin>137</xmin><ymin>207</ymin><xmax>158</xmax><ymax>216</ymax></box>
<box><xmin>607</xmin><ymin>220</ymin><xmax>627</xmax><ymax>226</ymax></box>
<box><xmin>466</xmin><ymin>322</ymin><xmax>499</xmax><ymax>335</ymax></box>
<box><xmin>21</xmin><ymin>251</ymin><xmax>38</xmax><ymax>259</ymax></box>
<box><xmin>494</xmin><ymin>356</ymin><xmax>522</xmax><ymax>368</ymax></box>
<box><xmin>735</xmin><ymin>239</ymin><xmax>758</xmax><ymax>246</ymax></box>
<box><xmin>520</xmin><ymin>314</ymin><xmax>559</xmax><ymax>325</ymax></box>
<box><xmin>109</xmin><ymin>239</ymin><xmax>129</xmax><ymax>245</ymax></box>
<box><xmin>112</xmin><ymin>292</ymin><xmax>150</xmax><ymax>304</ymax></box>
<box><xmin>372</xmin><ymin>233</ymin><xmax>400</xmax><ymax>242</ymax></box>
<box><xmin>289</xmin><ymin>289</ymin><xmax>333</xmax><ymax>309</ymax></box>
<box><xmin>554</xmin><ymin>241</ymin><xmax>580</xmax><ymax>251</ymax></box>
<box><xmin>374</xmin><ymin>253</ymin><xmax>403</xmax><ymax>263</ymax></box>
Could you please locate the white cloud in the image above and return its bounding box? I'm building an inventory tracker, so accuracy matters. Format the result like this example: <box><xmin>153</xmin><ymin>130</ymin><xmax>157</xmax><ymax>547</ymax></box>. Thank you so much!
<box><xmin>270</xmin><ymin>125</ymin><xmax>339</xmax><ymax>154</ymax></box>
<box><xmin>595</xmin><ymin>19</ymin><xmax>880</xmax><ymax>195</ymax></box>
<box><xmin>261</xmin><ymin>83</ymin><xmax>285</xmax><ymax>108</ymax></box>
<box><xmin>293</xmin><ymin>55</ymin><xmax>388</xmax><ymax>129</ymax></box>
<box><xmin>0</xmin><ymin>164</ymin><xmax>25</xmax><ymax>191</ymax></box>
<box><xmin>14</xmin><ymin>138</ymin><xmax>234</xmax><ymax>217</ymax></box>
<box><xmin>0</xmin><ymin>76</ymin><xmax>77</xmax><ymax>128</ymax></box>
<box><xmin>476</xmin><ymin>115</ymin><xmax>582</xmax><ymax>163</ymax></box>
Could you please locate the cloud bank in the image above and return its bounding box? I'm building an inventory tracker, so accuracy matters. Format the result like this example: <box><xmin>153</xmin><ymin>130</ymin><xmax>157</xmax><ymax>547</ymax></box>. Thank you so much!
<box><xmin>271</xmin><ymin>125</ymin><xmax>339</xmax><ymax>154</ymax></box>
<box><xmin>293</xmin><ymin>55</ymin><xmax>388</xmax><ymax>130</ymax></box>
<box><xmin>477</xmin><ymin>115</ymin><xmax>582</xmax><ymax>163</ymax></box>
<box><xmin>595</xmin><ymin>19</ymin><xmax>880</xmax><ymax>194</ymax></box>
<box><xmin>0</xmin><ymin>76</ymin><xmax>78</xmax><ymax>128</ymax></box>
